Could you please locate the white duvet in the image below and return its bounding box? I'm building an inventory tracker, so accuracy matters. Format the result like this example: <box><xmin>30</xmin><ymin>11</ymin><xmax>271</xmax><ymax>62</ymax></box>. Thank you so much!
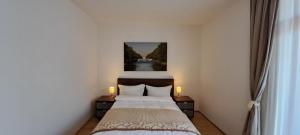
<box><xmin>112</xmin><ymin>96</ymin><xmax>180</xmax><ymax>111</ymax></box>
<box><xmin>93</xmin><ymin>96</ymin><xmax>200</xmax><ymax>135</ymax></box>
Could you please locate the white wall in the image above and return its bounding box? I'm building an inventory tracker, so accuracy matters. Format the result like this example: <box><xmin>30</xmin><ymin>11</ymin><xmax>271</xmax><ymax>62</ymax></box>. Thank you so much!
<box><xmin>0</xmin><ymin>0</ymin><xmax>99</xmax><ymax>135</ymax></box>
<box><xmin>97</xmin><ymin>22</ymin><xmax>202</xmax><ymax>110</ymax></box>
<box><xmin>199</xmin><ymin>0</ymin><xmax>250</xmax><ymax>135</ymax></box>
<box><xmin>0</xmin><ymin>0</ymin><xmax>250</xmax><ymax>134</ymax></box>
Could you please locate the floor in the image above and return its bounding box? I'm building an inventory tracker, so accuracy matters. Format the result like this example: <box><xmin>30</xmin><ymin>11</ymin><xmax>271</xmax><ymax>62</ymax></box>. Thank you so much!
<box><xmin>76</xmin><ymin>112</ymin><xmax>224</xmax><ymax>135</ymax></box>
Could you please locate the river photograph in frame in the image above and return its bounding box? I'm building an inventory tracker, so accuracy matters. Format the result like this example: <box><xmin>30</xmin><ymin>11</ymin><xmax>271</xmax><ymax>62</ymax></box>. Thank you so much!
<box><xmin>124</xmin><ymin>42</ymin><xmax>167</xmax><ymax>71</ymax></box>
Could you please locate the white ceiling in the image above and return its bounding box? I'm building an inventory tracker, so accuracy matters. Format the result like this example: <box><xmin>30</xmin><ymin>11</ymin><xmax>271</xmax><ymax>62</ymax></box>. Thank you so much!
<box><xmin>72</xmin><ymin>0</ymin><xmax>238</xmax><ymax>26</ymax></box>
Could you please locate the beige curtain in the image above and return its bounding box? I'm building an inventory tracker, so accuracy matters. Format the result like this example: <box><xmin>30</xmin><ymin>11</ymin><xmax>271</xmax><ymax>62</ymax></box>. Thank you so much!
<box><xmin>243</xmin><ymin>0</ymin><xmax>279</xmax><ymax>135</ymax></box>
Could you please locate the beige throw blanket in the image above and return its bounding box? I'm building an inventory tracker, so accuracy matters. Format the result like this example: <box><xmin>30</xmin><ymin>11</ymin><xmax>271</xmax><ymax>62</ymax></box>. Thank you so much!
<box><xmin>92</xmin><ymin>108</ymin><xmax>200</xmax><ymax>135</ymax></box>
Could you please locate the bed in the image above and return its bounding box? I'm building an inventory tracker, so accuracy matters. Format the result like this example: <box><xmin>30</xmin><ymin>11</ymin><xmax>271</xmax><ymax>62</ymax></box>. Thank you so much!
<box><xmin>91</xmin><ymin>78</ymin><xmax>200</xmax><ymax>135</ymax></box>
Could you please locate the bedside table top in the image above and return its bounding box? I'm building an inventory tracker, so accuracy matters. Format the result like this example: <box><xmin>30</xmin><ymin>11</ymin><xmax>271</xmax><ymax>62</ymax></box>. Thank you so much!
<box><xmin>173</xmin><ymin>96</ymin><xmax>193</xmax><ymax>102</ymax></box>
<box><xmin>96</xmin><ymin>95</ymin><xmax>116</xmax><ymax>102</ymax></box>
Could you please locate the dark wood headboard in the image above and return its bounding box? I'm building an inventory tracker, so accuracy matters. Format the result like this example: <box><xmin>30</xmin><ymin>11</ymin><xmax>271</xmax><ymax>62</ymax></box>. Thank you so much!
<box><xmin>117</xmin><ymin>78</ymin><xmax>174</xmax><ymax>97</ymax></box>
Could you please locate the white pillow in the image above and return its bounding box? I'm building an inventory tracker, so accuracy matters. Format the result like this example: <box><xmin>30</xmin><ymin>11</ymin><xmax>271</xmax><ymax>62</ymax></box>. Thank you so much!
<box><xmin>146</xmin><ymin>85</ymin><xmax>172</xmax><ymax>97</ymax></box>
<box><xmin>118</xmin><ymin>84</ymin><xmax>145</xmax><ymax>96</ymax></box>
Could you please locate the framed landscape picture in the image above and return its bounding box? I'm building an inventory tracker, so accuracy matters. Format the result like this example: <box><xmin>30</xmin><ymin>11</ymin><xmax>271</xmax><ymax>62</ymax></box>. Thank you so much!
<box><xmin>124</xmin><ymin>42</ymin><xmax>167</xmax><ymax>71</ymax></box>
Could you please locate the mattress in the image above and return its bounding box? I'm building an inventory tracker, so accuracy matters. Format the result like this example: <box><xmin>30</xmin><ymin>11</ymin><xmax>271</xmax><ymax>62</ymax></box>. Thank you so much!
<box><xmin>92</xmin><ymin>96</ymin><xmax>200</xmax><ymax>135</ymax></box>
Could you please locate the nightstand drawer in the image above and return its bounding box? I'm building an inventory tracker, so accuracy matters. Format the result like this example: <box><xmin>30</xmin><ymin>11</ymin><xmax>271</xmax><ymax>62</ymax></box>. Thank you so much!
<box><xmin>182</xmin><ymin>109</ymin><xmax>194</xmax><ymax>118</ymax></box>
<box><xmin>96</xmin><ymin>110</ymin><xmax>107</xmax><ymax>119</ymax></box>
<box><xmin>177</xmin><ymin>102</ymin><xmax>193</xmax><ymax>109</ymax></box>
<box><xmin>96</xmin><ymin>102</ymin><xmax>114</xmax><ymax>109</ymax></box>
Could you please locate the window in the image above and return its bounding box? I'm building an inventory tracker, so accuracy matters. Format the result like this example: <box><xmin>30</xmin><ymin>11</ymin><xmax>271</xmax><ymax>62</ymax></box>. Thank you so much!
<box><xmin>264</xmin><ymin>0</ymin><xmax>300</xmax><ymax>135</ymax></box>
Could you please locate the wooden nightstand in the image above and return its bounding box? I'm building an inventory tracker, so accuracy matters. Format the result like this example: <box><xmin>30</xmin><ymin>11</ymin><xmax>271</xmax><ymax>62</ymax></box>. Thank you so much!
<box><xmin>174</xmin><ymin>96</ymin><xmax>194</xmax><ymax>118</ymax></box>
<box><xmin>95</xmin><ymin>95</ymin><xmax>115</xmax><ymax>120</ymax></box>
